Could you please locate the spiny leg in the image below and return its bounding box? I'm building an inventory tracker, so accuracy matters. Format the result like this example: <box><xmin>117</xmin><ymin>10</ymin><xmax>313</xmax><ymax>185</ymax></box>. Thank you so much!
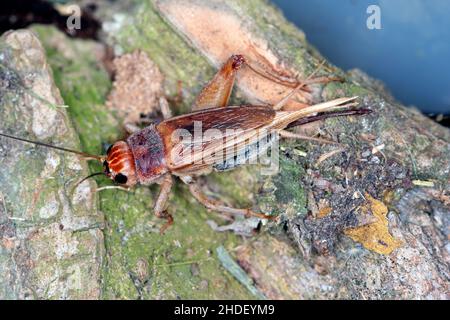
<box><xmin>153</xmin><ymin>174</ymin><xmax>174</xmax><ymax>234</ymax></box>
<box><xmin>243</xmin><ymin>57</ymin><xmax>341</xmax><ymax>106</ymax></box>
<box><xmin>193</xmin><ymin>54</ymin><xmax>340</xmax><ymax>112</ymax></box>
<box><xmin>186</xmin><ymin>179</ymin><xmax>276</xmax><ymax>221</ymax></box>
<box><xmin>246</xmin><ymin>61</ymin><xmax>341</xmax><ymax>89</ymax></box>
<box><xmin>193</xmin><ymin>54</ymin><xmax>245</xmax><ymax>111</ymax></box>
<box><xmin>193</xmin><ymin>54</ymin><xmax>310</xmax><ymax>111</ymax></box>
<box><xmin>272</xmin><ymin>60</ymin><xmax>328</xmax><ymax>111</ymax></box>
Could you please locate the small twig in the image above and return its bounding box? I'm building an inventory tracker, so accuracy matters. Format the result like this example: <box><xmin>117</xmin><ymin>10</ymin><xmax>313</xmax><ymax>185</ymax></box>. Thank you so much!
<box><xmin>412</xmin><ymin>180</ymin><xmax>435</xmax><ymax>187</ymax></box>
<box><xmin>216</xmin><ymin>246</ymin><xmax>266</xmax><ymax>300</ymax></box>
<box><xmin>316</xmin><ymin>147</ymin><xmax>345</xmax><ymax>165</ymax></box>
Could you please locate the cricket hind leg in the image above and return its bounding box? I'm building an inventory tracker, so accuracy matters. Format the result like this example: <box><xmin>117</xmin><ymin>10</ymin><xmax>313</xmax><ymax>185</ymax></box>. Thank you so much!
<box><xmin>193</xmin><ymin>54</ymin><xmax>310</xmax><ymax>111</ymax></box>
<box><xmin>193</xmin><ymin>54</ymin><xmax>340</xmax><ymax>111</ymax></box>
<box><xmin>153</xmin><ymin>174</ymin><xmax>174</xmax><ymax>234</ymax></box>
<box><xmin>193</xmin><ymin>55</ymin><xmax>245</xmax><ymax>111</ymax></box>
<box><xmin>243</xmin><ymin>56</ymin><xmax>342</xmax><ymax>103</ymax></box>
<box><xmin>185</xmin><ymin>178</ymin><xmax>276</xmax><ymax>221</ymax></box>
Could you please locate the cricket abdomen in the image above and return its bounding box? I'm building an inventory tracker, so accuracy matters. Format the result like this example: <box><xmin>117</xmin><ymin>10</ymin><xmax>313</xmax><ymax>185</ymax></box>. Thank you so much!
<box><xmin>213</xmin><ymin>131</ymin><xmax>278</xmax><ymax>171</ymax></box>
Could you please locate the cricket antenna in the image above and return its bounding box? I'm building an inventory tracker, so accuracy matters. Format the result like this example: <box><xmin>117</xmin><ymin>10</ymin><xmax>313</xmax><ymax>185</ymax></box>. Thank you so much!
<box><xmin>72</xmin><ymin>172</ymin><xmax>104</xmax><ymax>191</ymax></box>
<box><xmin>0</xmin><ymin>132</ymin><xmax>104</xmax><ymax>162</ymax></box>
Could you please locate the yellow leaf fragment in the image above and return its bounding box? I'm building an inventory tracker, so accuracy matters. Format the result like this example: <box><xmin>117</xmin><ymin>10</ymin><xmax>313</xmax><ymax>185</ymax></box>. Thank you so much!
<box><xmin>412</xmin><ymin>180</ymin><xmax>435</xmax><ymax>187</ymax></box>
<box><xmin>344</xmin><ymin>193</ymin><xmax>402</xmax><ymax>255</ymax></box>
<box><xmin>317</xmin><ymin>206</ymin><xmax>332</xmax><ymax>218</ymax></box>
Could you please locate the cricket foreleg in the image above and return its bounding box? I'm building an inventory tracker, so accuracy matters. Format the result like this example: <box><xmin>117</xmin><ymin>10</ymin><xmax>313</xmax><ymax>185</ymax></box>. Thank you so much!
<box><xmin>153</xmin><ymin>174</ymin><xmax>174</xmax><ymax>234</ymax></box>
<box><xmin>187</xmin><ymin>181</ymin><xmax>276</xmax><ymax>221</ymax></box>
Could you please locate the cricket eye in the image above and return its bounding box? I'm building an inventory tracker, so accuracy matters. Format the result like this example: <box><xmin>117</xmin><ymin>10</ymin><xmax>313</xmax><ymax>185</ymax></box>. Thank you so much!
<box><xmin>114</xmin><ymin>173</ymin><xmax>128</xmax><ymax>184</ymax></box>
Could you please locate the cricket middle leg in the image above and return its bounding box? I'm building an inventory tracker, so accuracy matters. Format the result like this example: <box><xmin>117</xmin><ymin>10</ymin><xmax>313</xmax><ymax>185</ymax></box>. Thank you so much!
<box><xmin>153</xmin><ymin>174</ymin><xmax>174</xmax><ymax>234</ymax></box>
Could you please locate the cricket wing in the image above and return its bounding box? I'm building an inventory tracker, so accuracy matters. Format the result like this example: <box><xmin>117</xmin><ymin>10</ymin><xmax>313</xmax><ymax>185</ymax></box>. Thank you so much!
<box><xmin>156</xmin><ymin>105</ymin><xmax>276</xmax><ymax>172</ymax></box>
<box><xmin>156</xmin><ymin>97</ymin><xmax>359</xmax><ymax>174</ymax></box>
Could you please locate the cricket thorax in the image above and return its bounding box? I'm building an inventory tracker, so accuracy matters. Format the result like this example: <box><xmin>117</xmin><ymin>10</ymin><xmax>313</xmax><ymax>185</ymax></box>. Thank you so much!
<box><xmin>127</xmin><ymin>125</ymin><xmax>168</xmax><ymax>185</ymax></box>
<box><xmin>105</xmin><ymin>141</ymin><xmax>138</xmax><ymax>186</ymax></box>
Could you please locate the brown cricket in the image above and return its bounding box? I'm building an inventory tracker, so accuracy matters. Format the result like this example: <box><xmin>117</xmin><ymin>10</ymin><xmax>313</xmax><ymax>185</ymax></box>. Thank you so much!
<box><xmin>0</xmin><ymin>54</ymin><xmax>371</xmax><ymax>233</ymax></box>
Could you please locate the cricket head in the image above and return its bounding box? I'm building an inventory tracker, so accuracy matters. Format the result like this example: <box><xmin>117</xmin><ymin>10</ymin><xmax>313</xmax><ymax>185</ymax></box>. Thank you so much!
<box><xmin>103</xmin><ymin>141</ymin><xmax>138</xmax><ymax>187</ymax></box>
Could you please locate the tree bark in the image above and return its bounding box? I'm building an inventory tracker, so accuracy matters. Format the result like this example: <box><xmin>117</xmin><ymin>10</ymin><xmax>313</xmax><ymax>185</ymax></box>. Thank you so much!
<box><xmin>0</xmin><ymin>30</ymin><xmax>103</xmax><ymax>299</ymax></box>
<box><xmin>0</xmin><ymin>0</ymin><xmax>448</xmax><ymax>299</ymax></box>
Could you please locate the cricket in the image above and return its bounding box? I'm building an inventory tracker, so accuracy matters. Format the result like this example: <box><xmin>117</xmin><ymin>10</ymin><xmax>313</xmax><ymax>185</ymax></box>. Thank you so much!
<box><xmin>0</xmin><ymin>54</ymin><xmax>371</xmax><ymax>233</ymax></box>
<box><xmin>1</xmin><ymin>0</ymin><xmax>447</xmax><ymax>303</ymax></box>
